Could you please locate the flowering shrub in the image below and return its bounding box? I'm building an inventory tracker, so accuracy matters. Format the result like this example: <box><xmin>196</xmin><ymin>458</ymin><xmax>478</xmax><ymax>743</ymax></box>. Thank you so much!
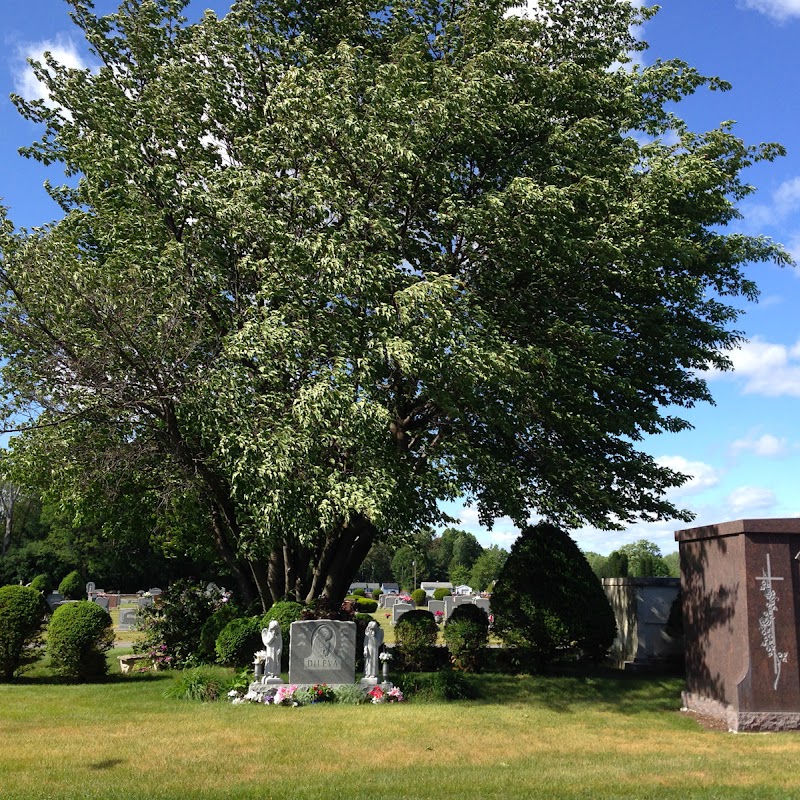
<box><xmin>148</xmin><ymin>643</ymin><xmax>174</xmax><ymax>670</ymax></box>
<box><xmin>136</xmin><ymin>579</ymin><xmax>232</xmax><ymax>668</ymax></box>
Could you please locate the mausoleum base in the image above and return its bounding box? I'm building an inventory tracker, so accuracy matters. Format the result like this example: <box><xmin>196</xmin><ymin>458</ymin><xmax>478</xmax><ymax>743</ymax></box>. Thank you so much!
<box><xmin>682</xmin><ymin>691</ymin><xmax>800</xmax><ymax>732</ymax></box>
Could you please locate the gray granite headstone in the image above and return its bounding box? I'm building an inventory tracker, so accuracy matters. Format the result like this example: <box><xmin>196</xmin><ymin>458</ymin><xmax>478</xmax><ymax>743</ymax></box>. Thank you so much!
<box><xmin>138</xmin><ymin>596</ymin><xmax>154</xmax><ymax>608</ymax></box>
<box><xmin>148</xmin><ymin>587</ymin><xmax>163</xmax><ymax>596</ymax></box>
<box><xmin>383</xmin><ymin>595</ymin><xmax>401</xmax><ymax>608</ymax></box>
<box><xmin>46</xmin><ymin>592</ymin><xmax>64</xmax><ymax>609</ymax></box>
<box><xmin>85</xmin><ymin>581</ymin><xmax>96</xmax><ymax>595</ymax></box>
<box><xmin>392</xmin><ymin>603</ymin><xmax>413</xmax><ymax>624</ymax></box>
<box><xmin>92</xmin><ymin>596</ymin><xmax>110</xmax><ymax>610</ymax></box>
<box><xmin>427</xmin><ymin>600</ymin><xmax>445</xmax><ymax>616</ymax></box>
<box><xmin>288</xmin><ymin>620</ymin><xmax>356</xmax><ymax>685</ymax></box>
<box><xmin>118</xmin><ymin>608</ymin><xmax>139</xmax><ymax>631</ymax></box>
<box><xmin>474</xmin><ymin>597</ymin><xmax>491</xmax><ymax>616</ymax></box>
<box><xmin>453</xmin><ymin>595</ymin><xmax>473</xmax><ymax>607</ymax></box>
<box><xmin>443</xmin><ymin>596</ymin><xmax>454</xmax><ymax>619</ymax></box>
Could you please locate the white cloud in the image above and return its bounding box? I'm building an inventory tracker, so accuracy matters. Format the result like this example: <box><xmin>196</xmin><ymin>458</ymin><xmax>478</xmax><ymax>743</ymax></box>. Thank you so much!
<box><xmin>731</xmin><ymin>432</ymin><xmax>789</xmax><ymax>457</ymax></box>
<box><xmin>726</xmin><ymin>485</ymin><xmax>778</xmax><ymax>515</ymax></box>
<box><xmin>739</xmin><ymin>0</ymin><xmax>800</xmax><ymax>22</ymax></box>
<box><xmin>14</xmin><ymin>36</ymin><xmax>87</xmax><ymax>104</ymax></box>
<box><xmin>655</xmin><ymin>455</ymin><xmax>721</xmax><ymax>496</ymax></box>
<box><xmin>720</xmin><ymin>337</ymin><xmax>800</xmax><ymax>397</ymax></box>
<box><xmin>742</xmin><ymin>175</ymin><xmax>800</xmax><ymax>230</ymax></box>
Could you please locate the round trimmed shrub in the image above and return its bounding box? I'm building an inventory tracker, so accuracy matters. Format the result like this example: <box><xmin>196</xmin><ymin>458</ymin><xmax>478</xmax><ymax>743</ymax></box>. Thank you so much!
<box><xmin>198</xmin><ymin>602</ymin><xmax>242</xmax><ymax>663</ymax></box>
<box><xmin>433</xmin><ymin>588</ymin><xmax>452</xmax><ymax>601</ymax></box>
<box><xmin>352</xmin><ymin>588</ymin><xmax>366</xmax><ymax>597</ymax></box>
<box><xmin>47</xmin><ymin>600</ymin><xmax>114</xmax><ymax>680</ymax></box>
<box><xmin>395</xmin><ymin>609</ymin><xmax>438</xmax><ymax>672</ymax></box>
<box><xmin>0</xmin><ymin>585</ymin><xmax>49</xmax><ymax>679</ymax></box>
<box><xmin>371</xmin><ymin>589</ymin><xmax>381</xmax><ymax>600</ymax></box>
<box><xmin>410</xmin><ymin>588</ymin><xmax>427</xmax><ymax>607</ymax></box>
<box><xmin>443</xmin><ymin>604</ymin><xmax>489</xmax><ymax>672</ymax></box>
<box><xmin>356</xmin><ymin>597</ymin><xmax>378</xmax><ymax>613</ymax></box>
<box><xmin>58</xmin><ymin>570</ymin><xmax>85</xmax><ymax>600</ymax></box>
<box><xmin>30</xmin><ymin>574</ymin><xmax>50</xmax><ymax>594</ymax></box>
<box><xmin>492</xmin><ymin>522</ymin><xmax>616</xmax><ymax>668</ymax></box>
<box><xmin>215</xmin><ymin>616</ymin><xmax>262</xmax><ymax>668</ymax></box>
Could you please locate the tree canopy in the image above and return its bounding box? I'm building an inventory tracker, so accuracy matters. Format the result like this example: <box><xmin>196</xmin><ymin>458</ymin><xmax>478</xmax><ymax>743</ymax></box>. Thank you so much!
<box><xmin>0</xmin><ymin>0</ymin><xmax>788</xmax><ymax>608</ymax></box>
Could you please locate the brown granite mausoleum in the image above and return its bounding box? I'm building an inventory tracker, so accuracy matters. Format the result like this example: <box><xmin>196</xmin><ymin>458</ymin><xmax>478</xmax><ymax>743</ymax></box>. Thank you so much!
<box><xmin>676</xmin><ymin>518</ymin><xmax>800</xmax><ymax>731</ymax></box>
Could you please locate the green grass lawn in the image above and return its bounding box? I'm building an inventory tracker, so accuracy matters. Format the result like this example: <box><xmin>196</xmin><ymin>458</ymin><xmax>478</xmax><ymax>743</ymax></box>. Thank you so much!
<box><xmin>3</xmin><ymin>654</ymin><xmax>800</xmax><ymax>799</ymax></box>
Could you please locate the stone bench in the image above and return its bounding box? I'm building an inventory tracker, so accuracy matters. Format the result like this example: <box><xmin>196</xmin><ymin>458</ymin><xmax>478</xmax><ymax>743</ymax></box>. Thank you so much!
<box><xmin>118</xmin><ymin>654</ymin><xmax>154</xmax><ymax>674</ymax></box>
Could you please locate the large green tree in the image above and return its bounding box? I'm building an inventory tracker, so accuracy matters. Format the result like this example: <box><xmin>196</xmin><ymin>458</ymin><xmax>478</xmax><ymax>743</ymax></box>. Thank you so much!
<box><xmin>0</xmin><ymin>0</ymin><xmax>788</xmax><ymax>609</ymax></box>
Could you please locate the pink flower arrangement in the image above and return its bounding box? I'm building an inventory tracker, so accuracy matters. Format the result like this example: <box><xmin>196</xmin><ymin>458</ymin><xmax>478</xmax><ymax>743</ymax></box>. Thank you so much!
<box><xmin>274</xmin><ymin>684</ymin><xmax>300</xmax><ymax>706</ymax></box>
<box><xmin>368</xmin><ymin>685</ymin><xmax>404</xmax><ymax>704</ymax></box>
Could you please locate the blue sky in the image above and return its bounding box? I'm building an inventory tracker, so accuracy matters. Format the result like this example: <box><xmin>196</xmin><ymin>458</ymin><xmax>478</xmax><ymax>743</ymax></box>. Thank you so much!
<box><xmin>2</xmin><ymin>1</ymin><xmax>800</xmax><ymax>558</ymax></box>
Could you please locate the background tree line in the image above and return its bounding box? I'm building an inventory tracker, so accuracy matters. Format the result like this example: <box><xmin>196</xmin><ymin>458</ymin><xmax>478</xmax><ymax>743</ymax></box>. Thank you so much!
<box><xmin>356</xmin><ymin>527</ymin><xmax>508</xmax><ymax>592</ymax></box>
<box><xmin>583</xmin><ymin>540</ymin><xmax>679</xmax><ymax>580</ymax></box>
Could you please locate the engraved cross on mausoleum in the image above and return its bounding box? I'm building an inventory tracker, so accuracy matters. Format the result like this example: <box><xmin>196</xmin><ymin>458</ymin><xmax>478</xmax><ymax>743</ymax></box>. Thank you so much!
<box><xmin>755</xmin><ymin>554</ymin><xmax>788</xmax><ymax>691</ymax></box>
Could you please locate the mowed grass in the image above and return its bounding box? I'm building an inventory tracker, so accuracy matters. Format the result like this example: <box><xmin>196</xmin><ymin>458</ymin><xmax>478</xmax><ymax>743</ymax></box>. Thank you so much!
<box><xmin>2</xmin><ymin>659</ymin><xmax>800</xmax><ymax>800</ymax></box>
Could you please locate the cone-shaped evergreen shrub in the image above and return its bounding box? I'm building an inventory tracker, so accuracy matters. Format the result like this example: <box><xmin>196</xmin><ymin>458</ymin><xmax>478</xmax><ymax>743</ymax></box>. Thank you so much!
<box><xmin>58</xmin><ymin>570</ymin><xmax>85</xmax><ymax>600</ymax></box>
<box><xmin>493</xmin><ymin>522</ymin><xmax>616</xmax><ymax>667</ymax></box>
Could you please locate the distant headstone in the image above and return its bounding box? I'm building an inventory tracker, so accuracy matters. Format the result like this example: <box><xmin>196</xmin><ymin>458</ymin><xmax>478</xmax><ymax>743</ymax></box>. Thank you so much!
<box><xmin>85</xmin><ymin>581</ymin><xmax>96</xmax><ymax>595</ymax></box>
<box><xmin>138</xmin><ymin>596</ymin><xmax>154</xmax><ymax>609</ymax></box>
<box><xmin>473</xmin><ymin>597</ymin><xmax>491</xmax><ymax>616</ymax></box>
<box><xmin>118</xmin><ymin>608</ymin><xmax>139</xmax><ymax>631</ymax></box>
<box><xmin>392</xmin><ymin>603</ymin><xmax>413</xmax><ymax>624</ymax></box>
<box><xmin>46</xmin><ymin>592</ymin><xmax>64</xmax><ymax>609</ymax></box>
<box><xmin>288</xmin><ymin>620</ymin><xmax>356</xmax><ymax>685</ymax></box>
<box><xmin>453</xmin><ymin>595</ymin><xmax>473</xmax><ymax>607</ymax></box>
<box><xmin>427</xmin><ymin>600</ymin><xmax>445</xmax><ymax>617</ymax></box>
<box><xmin>443</xmin><ymin>595</ymin><xmax>454</xmax><ymax>619</ymax></box>
<box><xmin>148</xmin><ymin>588</ymin><xmax>163</xmax><ymax>596</ymax></box>
<box><xmin>92</xmin><ymin>596</ymin><xmax>110</xmax><ymax>610</ymax></box>
<box><xmin>383</xmin><ymin>596</ymin><xmax>402</xmax><ymax>608</ymax></box>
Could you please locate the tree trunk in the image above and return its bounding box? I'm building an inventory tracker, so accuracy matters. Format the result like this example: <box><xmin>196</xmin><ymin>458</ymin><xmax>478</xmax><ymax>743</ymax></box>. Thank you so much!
<box><xmin>1</xmin><ymin>493</ymin><xmax>12</xmax><ymax>556</ymax></box>
<box><xmin>305</xmin><ymin>514</ymin><xmax>378</xmax><ymax>605</ymax></box>
<box><xmin>208</xmin><ymin>506</ymin><xmax>258</xmax><ymax>607</ymax></box>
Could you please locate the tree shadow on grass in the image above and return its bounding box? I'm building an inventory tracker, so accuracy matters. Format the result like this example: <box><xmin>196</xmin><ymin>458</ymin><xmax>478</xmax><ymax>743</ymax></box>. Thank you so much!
<box><xmin>477</xmin><ymin>667</ymin><xmax>684</xmax><ymax>715</ymax></box>
<box><xmin>9</xmin><ymin>670</ymin><xmax>174</xmax><ymax>686</ymax></box>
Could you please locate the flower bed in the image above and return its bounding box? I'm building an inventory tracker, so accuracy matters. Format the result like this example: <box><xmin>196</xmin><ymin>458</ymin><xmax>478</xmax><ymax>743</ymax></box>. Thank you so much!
<box><xmin>228</xmin><ymin>682</ymin><xmax>403</xmax><ymax>706</ymax></box>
